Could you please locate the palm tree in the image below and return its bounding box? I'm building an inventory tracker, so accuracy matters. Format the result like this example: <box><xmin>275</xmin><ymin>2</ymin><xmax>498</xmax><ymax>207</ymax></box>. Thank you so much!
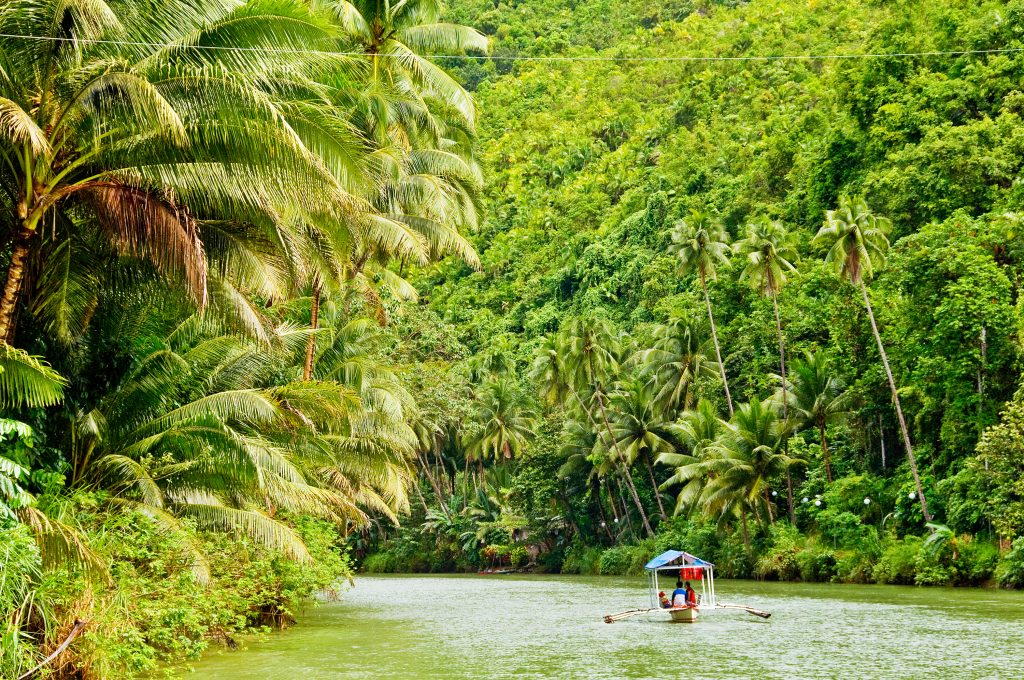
<box><xmin>784</xmin><ymin>350</ymin><xmax>849</xmax><ymax>483</ymax></box>
<box><xmin>669</xmin><ymin>210</ymin><xmax>735</xmax><ymax>416</ymax></box>
<box><xmin>634</xmin><ymin>316</ymin><xmax>718</xmax><ymax>419</ymax></box>
<box><xmin>735</xmin><ymin>217</ymin><xmax>799</xmax><ymax>521</ymax></box>
<box><xmin>657</xmin><ymin>399</ymin><xmax>726</xmax><ymax>518</ymax></box>
<box><xmin>559</xmin><ymin>315</ymin><xmax>655</xmax><ymax>536</ymax></box>
<box><xmin>606</xmin><ymin>378</ymin><xmax>684</xmax><ymax>520</ymax></box>
<box><xmin>331</xmin><ymin>0</ymin><xmax>488</xmax><ymax>127</ymax></box>
<box><xmin>530</xmin><ymin>334</ymin><xmax>571</xmax><ymax>407</ymax></box>
<box><xmin>0</xmin><ymin>344</ymin><xmax>66</xmax><ymax>410</ymax></box>
<box><xmin>0</xmin><ymin>0</ymin><xmax>365</xmax><ymax>342</ymax></box>
<box><xmin>463</xmin><ymin>379</ymin><xmax>537</xmax><ymax>462</ymax></box>
<box><xmin>814</xmin><ymin>196</ymin><xmax>932</xmax><ymax>521</ymax></box>
<box><xmin>664</xmin><ymin>399</ymin><xmax>802</xmax><ymax>553</ymax></box>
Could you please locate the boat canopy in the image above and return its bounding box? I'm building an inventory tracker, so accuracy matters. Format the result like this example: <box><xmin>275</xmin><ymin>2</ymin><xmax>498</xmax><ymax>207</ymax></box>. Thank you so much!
<box><xmin>644</xmin><ymin>550</ymin><xmax>714</xmax><ymax>571</ymax></box>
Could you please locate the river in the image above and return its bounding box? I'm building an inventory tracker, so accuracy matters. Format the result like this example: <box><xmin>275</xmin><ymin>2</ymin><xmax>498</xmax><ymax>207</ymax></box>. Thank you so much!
<box><xmin>186</xmin><ymin>575</ymin><xmax>1024</xmax><ymax>679</ymax></box>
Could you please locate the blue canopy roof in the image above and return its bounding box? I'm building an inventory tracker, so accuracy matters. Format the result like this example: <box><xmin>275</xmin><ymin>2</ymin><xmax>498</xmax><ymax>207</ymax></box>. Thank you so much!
<box><xmin>644</xmin><ymin>550</ymin><xmax>714</xmax><ymax>570</ymax></box>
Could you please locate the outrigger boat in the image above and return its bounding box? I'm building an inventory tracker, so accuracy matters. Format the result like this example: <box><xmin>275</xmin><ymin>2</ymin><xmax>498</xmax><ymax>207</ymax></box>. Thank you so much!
<box><xmin>603</xmin><ymin>550</ymin><xmax>771</xmax><ymax>624</ymax></box>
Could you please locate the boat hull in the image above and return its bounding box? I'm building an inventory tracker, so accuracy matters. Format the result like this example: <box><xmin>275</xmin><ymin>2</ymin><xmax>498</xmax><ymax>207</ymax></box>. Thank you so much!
<box><xmin>667</xmin><ymin>607</ymin><xmax>698</xmax><ymax>623</ymax></box>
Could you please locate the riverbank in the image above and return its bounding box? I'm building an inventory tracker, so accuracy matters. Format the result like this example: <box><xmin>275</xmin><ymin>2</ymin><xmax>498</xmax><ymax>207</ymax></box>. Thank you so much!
<box><xmin>186</xmin><ymin>575</ymin><xmax>1024</xmax><ymax>679</ymax></box>
<box><xmin>361</xmin><ymin>515</ymin><xmax>1024</xmax><ymax>589</ymax></box>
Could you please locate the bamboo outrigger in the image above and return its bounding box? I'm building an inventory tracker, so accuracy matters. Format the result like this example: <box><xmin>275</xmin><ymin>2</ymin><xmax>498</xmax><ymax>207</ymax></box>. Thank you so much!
<box><xmin>603</xmin><ymin>550</ymin><xmax>771</xmax><ymax>624</ymax></box>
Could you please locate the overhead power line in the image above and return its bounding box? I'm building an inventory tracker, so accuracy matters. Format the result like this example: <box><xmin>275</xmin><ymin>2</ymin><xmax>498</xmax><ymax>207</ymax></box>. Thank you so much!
<box><xmin>0</xmin><ymin>32</ymin><xmax>1022</xmax><ymax>62</ymax></box>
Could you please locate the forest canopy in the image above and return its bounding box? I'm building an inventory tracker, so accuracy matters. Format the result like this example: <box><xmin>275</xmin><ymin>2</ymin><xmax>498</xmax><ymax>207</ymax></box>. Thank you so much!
<box><xmin>3</xmin><ymin>0</ymin><xmax>1024</xmax><ymax>677</ymax></box>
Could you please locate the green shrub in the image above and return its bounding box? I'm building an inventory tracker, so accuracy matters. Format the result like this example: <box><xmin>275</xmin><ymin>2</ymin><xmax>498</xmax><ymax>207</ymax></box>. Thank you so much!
<box><xmin>996</xmin><ymin>538</ymin><xmax>1024</xmax><ymax>588</ymax></box>
<box><xmin>796</xmin><ymin>546</ymin><xmax>837</xmax><ymax>582</ymax></box>
<box><xmin>755</xmin><ymin>525</ymin><xmax>802</xmax><ymax>581</ymax></box>
<box><xmin>914</xmin><ymin>551</ymin><xmax>954</xmax><ymax>586</ymax></box>
<box><xmin>598</xmin><ymin>546</ymin><xmax>633</xmax><ymax>575</ymax></box>
<box><xmin>834</xmin><ymin>550</ymin><xmax>876</xmax><ymax>583</ymax></box>
<box><xmin>509</xmin><ymin>546</ymin><xmax>529</xmax><ymax>568</ymax></box>
<box><xmin>873</xmin><ymin>537</ymin><xmax>922</xmax><ymax>585</ymax></box>
<box><xmin>561</xmin><ymin>544</ymin><xmax>603</xmax><ymax>575</ymax></box>
<box><xmin>954</xmin><ymin>539</ymin><xmax>999</xmax><ymax>586</ymax></box>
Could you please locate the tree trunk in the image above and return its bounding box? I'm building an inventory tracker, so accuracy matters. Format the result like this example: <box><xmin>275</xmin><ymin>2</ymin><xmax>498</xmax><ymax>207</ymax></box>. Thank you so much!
<box><xmin>860</xmin><ymin>282</ymin><xmax>931</xmax><ymax>522</ymax></box>
<box><xmin>702</xmin><ymin>273</ymin><xmax>734</xmax><ymax>417</ymax></box>
<box><xmin>594</xmin><ymin>482</ymin><xmax>615</xmax><ymax>542</ymax></box>
<box><xmin>412</xmin><ymin>476</ymin><xmax>430</xmax><ymax>514</ymax></box>
<box><xmin>0</xmin><ymin>228</ymin><xmax>33</xmax><ymax>343</ymax></box>
<box><xmin>740</xmin><ymin>511</ymin><xmax>751</xmax><ymax>555</ymax></box>
<box><xmin>644</xmin><ymin>453</ymin><xmax>667</xmax><ymax>520</ymax></box>
<box><xmin>568</xmin><ymin>383</ymin><xmax>655</xmax><ymax>537</ymax></box>
<box><xmin>771</xmin><ymin>290</ymin><xmax>796</xmax><ymax>523</ymax></box>
<box><xmin>303</xmin><ymin>281</ymin><xmax>321</xmax><ymax>381</ymax></box>
<box><xmin>820</xmin><ymin>423</ymin><xmax>832</xmax><ymax>483</ymax></box>
<box><xmin>611</xmin><ymin>476</ymin><xmax>637</xmax><ymax>540</ymax></box>
<box><xmin>763</xmin><ymin>487</ymin><xmax>774</xmax><ymax>523</ymax></box>
<box><xmin>415</xmin><ymin>450</ymin><xmax>449</xmax><ymax>518</ymax></box>
<box><xmin>595</xmin><ymin>391</ymin><xmax>655</xmax><ymax>537</ymax></box>
<box><xmin>786</xmin><ymin>468</ymin><xmax>796</xmax><ymax>524</ymax></box>
<box><xmin>605</xmin><ymin>479</ymin><xmax>621</xmax><ymax>522</ymax></box>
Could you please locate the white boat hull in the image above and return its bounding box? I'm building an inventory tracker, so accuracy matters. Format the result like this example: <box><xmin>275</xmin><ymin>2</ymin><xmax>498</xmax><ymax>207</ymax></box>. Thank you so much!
<box><xmin>667</xmin><ymin>607</ymin><xmax>698</xmax><ymax>623</ymax></box>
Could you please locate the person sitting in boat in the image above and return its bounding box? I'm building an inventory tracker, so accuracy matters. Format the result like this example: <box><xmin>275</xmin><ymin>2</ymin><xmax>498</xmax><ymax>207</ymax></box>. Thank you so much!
<box><xmin>658</xmin><ymin>591</ymin><xmax>671</xmax><ymax>608</ymax></box>
<box><xmin>684</xmin><ymin>582</ymin><xmax>698</xmax><ymax>607</ymax></box>
<box><xmin>671</xmin><ymin>580</ymin><xmax>687</xmax><ymax>608</ymax></box>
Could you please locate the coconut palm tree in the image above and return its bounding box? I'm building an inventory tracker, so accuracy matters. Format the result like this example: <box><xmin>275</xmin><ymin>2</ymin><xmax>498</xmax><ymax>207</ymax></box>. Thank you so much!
<box><xmin>659</xmin><ymin>395</ymin><xmax>724</xmax><ymax>507</ymax></box>
<box><xmin>463</xmin><ymin>379</ymin><xmax>537</xmax><ymax>462</ymax></box>
<box><xmin>814</xmin><ymin>196</ymin><xmax>931</xmax><ymax>521</ymax></box>
<box><xmin>605</xmin><ymin>378</ymin><xmax>684</xmax><ymax>520</ymax></box>
<box><xmin>0</xmin><ymin>344</ymin><xmax>66</xmax><ymax>410</ymax></box>
<box><xmin>0</xmin><ymin>0</ymin><xmax>368</xmax><ymax>342</ymax></box>
<box><xmin>634</xmin><ymin>316</ymin><xmax>718</xmax><ymax>419</ymax></box>
<box><xmin>669</xmin><ymin>210</ymin><xmax>734</xmax><ymax>416</ymax></box>
<box><xmin>735</xmin><ymin>217</ymin><xmax>799</xmax><ymax>520</ymax></box>
<box><xmin>662</xmin><ymin>399</ymin><xmax>802</xmax><ymax>553</ymax></box>
<box><xmin>783</xmin><ymin>350</ymin><xmax>849</xmax><ymax>483</ymax></box>
<box><xmin>559</xmin><ymin>315</ymin><xmax>654</xmax><ymax>536</ymax></box>
<box><xmin>329</xmin><ymin>0</ymin><xmax>488</xmax><ymax>127</ymax></box>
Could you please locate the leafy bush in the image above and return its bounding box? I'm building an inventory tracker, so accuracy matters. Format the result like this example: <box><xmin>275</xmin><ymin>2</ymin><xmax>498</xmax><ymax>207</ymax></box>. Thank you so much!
<box><xmin>954</xmin><ymin>539</ymin><xmax>999</xmax><ymax>586</ymax></box>
<box><xmin>996</xmin><ymin>538</ymin><xmax>1024</xmax><ymax>588</ymax></box>
<box><xmin>509</xmin><ymin>546</ymin><xmax>529</xmax><ymax>568</ymax></box>
<box><xmin>755</xmin><ymin>525</ymin><xmax>802</xmax><ymax>581</ymax></box>
<box><xmin>561</xmin><ymin>543</ymin><xmax>603</xmax><ymax>575</ymax></box>
<box><xmin>598</xmin><ymin>546</ymin><xmax>633</xmax><ymax>575</ymax></box>
<box><xmin>796</xmin><ymin>545</ymin><xmax>837</xmax><ymax>582</ymax></box>
<box><xmin>873</xmin><ymin>538</ymin><xmax>923</xmax><ymax>585</ymax></box>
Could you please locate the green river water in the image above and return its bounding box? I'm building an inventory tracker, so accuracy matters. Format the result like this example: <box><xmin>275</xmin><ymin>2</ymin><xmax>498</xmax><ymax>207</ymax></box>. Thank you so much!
<box><xmin>186</xmin><ymin>575</ymin><xmax>1024</xmax><ymax>679</ymax></box>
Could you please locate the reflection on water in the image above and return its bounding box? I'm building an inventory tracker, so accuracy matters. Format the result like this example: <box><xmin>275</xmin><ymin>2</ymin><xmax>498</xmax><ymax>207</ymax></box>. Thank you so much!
<box><xmin>187</xmin><ymin>575</ymin><xmax>1024</xmax><ymax>679</ymax></box>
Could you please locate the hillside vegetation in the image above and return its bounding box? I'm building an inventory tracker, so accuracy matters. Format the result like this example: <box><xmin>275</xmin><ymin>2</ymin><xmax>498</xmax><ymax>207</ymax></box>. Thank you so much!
<box><xmin>366</xmin><ymin>0</ymin><xmax>1024</xmax><ymax>586</ymax></box>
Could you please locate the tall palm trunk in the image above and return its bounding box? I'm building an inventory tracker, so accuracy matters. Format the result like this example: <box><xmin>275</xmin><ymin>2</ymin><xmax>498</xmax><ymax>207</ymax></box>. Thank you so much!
<box><xmin>594</xmin><ymin>480</ymin><xmax>615</xmax><ymax>541</ymax></box>
<box><xmin>763</xmin><ymin>487</ymin><xmax>774</xmax><ymax>523</ymax></box>
<box><xmin>0</xmin><ymin>228</ymin><xmax>33</xmax><ymax>342</ymax></box>
<box><xmin>303</xmin><ymin>281</ymin><xmax>321</xmax><ymax>381</ymax></box>
<box><xmin>415</xmin><ymin>450</ymin><xmax>449</xmax><ymax>518</ymax></box>
<box><xmin>611</xmin><ymin>476</ymin><xmax>637</xmax><ymax>539</ymax></box>
<box><xmin>605</xmin><ymin>478</ymin><xmax>622</xmax><ymax>521</ymax></box>
<box><xmin>740</xmin><ymin>510</ymin><xmax>751</xmax><ymax>555</ymax></box>
<box><xmin>595</xmin><ymin>391</ymin><xmax>655</xmax><ymax>537</ymax></box>
<box><xmin>412</xmin><ymin>476</ymin><xmax>430</xmax><ymax>514</ymax></box>
<box><xmin>701</xmin><ymin>271</ymin><xmax>734</xmax><ymax>417</ymax></box>
<box><xmin>860</xmin><ymin>282</ymin><xmax>931</xmax><ymax>521</ymax></box>
<box><xmin>820</xmin><ymin>423</ymin><xmax>832</xmax><ymax>483</ymax></box>
<box><xmin>771</xmin><ymin>291</ymin><xmax>796</xmax><ymax>523</ymax></box>
<box><xmin>643</xmin><ymin>453</ymin><xmax>667</xmax><ymax>520</ymax></box>
<box><xmin>567</xmin><ymin>383</ymin><xmax>655</xmax><ymax>537</ymax></box>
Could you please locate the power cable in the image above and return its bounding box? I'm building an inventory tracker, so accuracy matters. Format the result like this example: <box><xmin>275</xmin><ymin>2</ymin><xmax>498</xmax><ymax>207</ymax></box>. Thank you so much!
<box><xmin>0</xmin><ymin>32</ymin><xmax>1021</xmax><ymax>62</ymax></box>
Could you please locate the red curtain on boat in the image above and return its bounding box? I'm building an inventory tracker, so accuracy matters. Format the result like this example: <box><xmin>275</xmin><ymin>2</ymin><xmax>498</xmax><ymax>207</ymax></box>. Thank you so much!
<box><xmin>679</xmin><ymin>567</ymin><xmax>702</xmax><ymax>580</ymax></box>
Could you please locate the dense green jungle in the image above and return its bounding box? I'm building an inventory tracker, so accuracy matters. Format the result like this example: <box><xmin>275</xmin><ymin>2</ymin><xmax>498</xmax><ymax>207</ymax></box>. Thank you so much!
<box><xmin>3</xmin><ymin>0</ymin><xmax>1024</xmax><ymax>677</ymax></box>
